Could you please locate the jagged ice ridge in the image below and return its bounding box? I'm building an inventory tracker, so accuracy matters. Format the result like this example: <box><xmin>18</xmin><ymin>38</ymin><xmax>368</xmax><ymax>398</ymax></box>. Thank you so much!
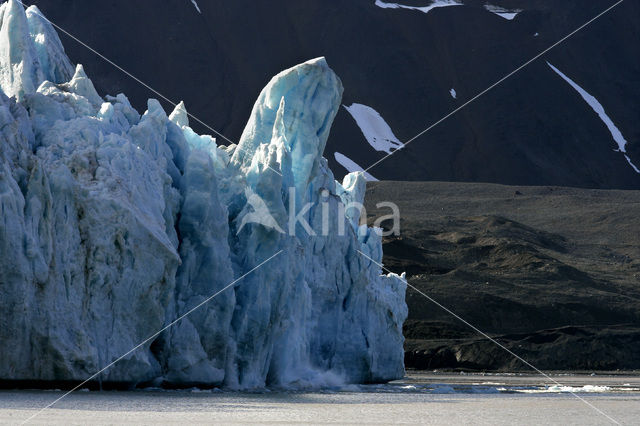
<box><xmin>0</xmin><ymin>0</ymin><xmax>407</xmax><ymax>388</ymax></box>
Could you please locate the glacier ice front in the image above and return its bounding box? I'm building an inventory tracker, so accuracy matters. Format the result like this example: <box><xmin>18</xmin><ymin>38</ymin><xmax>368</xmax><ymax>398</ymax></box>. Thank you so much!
<box><xmin>0</xmin><ymin>0</ymin><xmax>407</xmax><ymax>388</ymax></box>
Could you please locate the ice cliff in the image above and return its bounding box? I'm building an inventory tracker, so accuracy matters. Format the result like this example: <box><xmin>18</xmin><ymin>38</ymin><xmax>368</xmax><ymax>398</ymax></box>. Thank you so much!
<box><xmin>0</xmin><ymin>0</ymin><xmax>407</xmax><ymax>388</ymax></box>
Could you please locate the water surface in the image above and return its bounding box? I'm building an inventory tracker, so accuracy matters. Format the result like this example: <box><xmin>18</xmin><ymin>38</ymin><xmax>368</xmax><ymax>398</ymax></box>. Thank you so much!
<box><xmin>3</xmin><ymin>373</ymin><xmax>638</xmax><ymax>425</ymax></box>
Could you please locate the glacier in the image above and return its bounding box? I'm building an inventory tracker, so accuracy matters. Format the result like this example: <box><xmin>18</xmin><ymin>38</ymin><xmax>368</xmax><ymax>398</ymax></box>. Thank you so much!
<box><xmin>0</xmin><ymin>0</ymin><xmax>407</xmax><ymax>388</ymax></box>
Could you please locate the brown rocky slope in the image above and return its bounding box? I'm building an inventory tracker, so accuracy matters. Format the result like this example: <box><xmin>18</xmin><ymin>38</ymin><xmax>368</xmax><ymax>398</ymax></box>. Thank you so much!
<box><xmin>365</xmin><ymin>181</ymin><xmax>640</xmax><ymax>371</ymax></box>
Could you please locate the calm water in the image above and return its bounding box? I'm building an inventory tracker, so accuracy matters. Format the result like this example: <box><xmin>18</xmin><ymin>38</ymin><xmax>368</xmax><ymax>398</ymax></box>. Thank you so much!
<box><xmin>2</xmin><ymin>373</ymin><xmax>639</xmax><ymax>425</ymax></box>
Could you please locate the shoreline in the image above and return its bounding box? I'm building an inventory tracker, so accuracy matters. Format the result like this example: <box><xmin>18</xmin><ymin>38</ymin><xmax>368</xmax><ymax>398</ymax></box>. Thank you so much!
<box><xmin>1</xmin><ymin>371</ymin><xmax>639</xmax><ymax>393</ymax></box>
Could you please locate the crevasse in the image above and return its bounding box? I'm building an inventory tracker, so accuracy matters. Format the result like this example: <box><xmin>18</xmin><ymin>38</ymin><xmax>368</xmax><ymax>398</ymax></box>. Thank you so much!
<box><xmin>0</xmin><ymin>0</ymin><xmax>407</xmax><ymax>388</ymax></box>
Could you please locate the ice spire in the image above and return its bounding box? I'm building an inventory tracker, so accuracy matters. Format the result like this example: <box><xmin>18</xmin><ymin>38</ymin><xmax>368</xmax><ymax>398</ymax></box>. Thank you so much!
<box><xmin>0</xmin><ymin>0</ymin><xmax>73</xmax><ymax>100</ymax></box>
<box><xmin>0</xmin><ymin>0</ymin><xmax>43</xmax><ymax>99</ymax></box>
<box><xmin>232</xmin><ymin>57</ymin><xmax>343</xmax><ymax>195</ymax></box>
<box><xmin>169</xmin><ymin>100</ymin><xmax>189</xmax><ymax>128</ymax></box>
<box><xmin>25</xmin><ymin>5</ymin><xmax>73</xmax><ymax>84</ymax></box>
<box><xmin>63</xmin><ymin>64</ymin><xmax>102</xmax><ymax>108</ymax></box>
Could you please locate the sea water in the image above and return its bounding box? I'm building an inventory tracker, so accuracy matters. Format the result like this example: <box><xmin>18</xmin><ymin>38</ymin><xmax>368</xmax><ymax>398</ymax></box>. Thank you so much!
<box><xmin>2</xmin><ymin>373</ymin><xmax>639</xmax><ymax>425</ymax></box>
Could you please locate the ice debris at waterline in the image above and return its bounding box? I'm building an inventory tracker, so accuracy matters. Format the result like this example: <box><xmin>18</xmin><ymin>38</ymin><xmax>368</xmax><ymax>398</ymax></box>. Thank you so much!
<box><xmin>0</xmin><ymin>0</ymin><xmax>407</xmax><ymax>388</ymax></box>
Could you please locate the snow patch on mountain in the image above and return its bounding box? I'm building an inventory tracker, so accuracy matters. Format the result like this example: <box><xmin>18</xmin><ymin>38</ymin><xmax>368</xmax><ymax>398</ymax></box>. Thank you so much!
<box><xmin>375</xmin><ymin>0</ymin><xmax>462</xmax><ymax>14</ymax></box>
<box><xmin>344</xmin><ymin>103</ymin><xmax>403</xmax><ymax>154</ymax></box>
<box><xmin>190</xmin><ymin>0</ymin><xmax>201</xmax><ymax>14</ymax></box>
<box><xmin>484</xmin><ymin>5</ymin><xmax>521</xmax><ymax>20</ymax></box>
<box><xmin>625</xmin><ymin>155</ymin><xmax>640</xmax><ymax>173</ymax></box>
<box><xmin>334</xmin><ymin>152</ymin><xmax>379</xmax><ymax>182</ymax></box>
<box><xmin>547</xmin><ymin>62</ymin><xmax>639</xmax><ymax>174</ymax></box>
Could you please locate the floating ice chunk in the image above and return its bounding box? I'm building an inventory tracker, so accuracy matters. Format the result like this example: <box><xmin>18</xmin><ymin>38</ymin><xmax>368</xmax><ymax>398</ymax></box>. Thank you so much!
<box><xmin>547</xmin><ymin>62</ymin><xmax>639</xmax><ymax>174</ymax></box>
<box><xmin>450</xmin><ymin>88</ymin><xmax>457</xmax><ymax>99</ymax></box>
<box><xmin>548</xmin><ymin>385</ymin><xmax>612</xmax><ymax>393</ymax></box>
<box><xmin>375</xmin><ymin>0</ymin><xmax>463</xmax><ymax>14</ymax></box>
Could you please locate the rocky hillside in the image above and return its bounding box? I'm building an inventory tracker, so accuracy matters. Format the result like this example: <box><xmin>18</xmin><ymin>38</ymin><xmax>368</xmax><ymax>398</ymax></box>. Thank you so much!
<box><xmin>365</xmin><ymin>181</ymin><xmax>640</xmax><ymax>371</ymax></box>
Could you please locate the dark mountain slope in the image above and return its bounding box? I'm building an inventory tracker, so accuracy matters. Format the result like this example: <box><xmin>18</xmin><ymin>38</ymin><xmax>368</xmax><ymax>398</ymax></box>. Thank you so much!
<box><xmin>365</xmin><ymin>181</ymin><xmax>640</xmax><ymax>371</ymax></box>
<box><xmin>29</xmin><ymin>0</ymin><xmax>640</xmax><ymax>188</ymax></box>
